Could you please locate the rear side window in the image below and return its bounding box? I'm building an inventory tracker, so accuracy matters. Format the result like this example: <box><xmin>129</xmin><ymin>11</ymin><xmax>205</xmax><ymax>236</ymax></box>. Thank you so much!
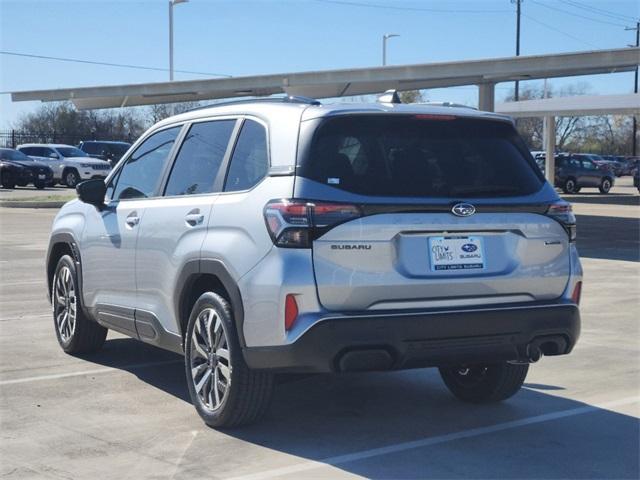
<box><xmin>164</xmin><ymin>120</ymin><xmax>235</xmax><ymax>196</ymax></box>
<box><xmin>82</xmin><ymin>143</ymin><xmax>99</xmax><ymax>154</ymax></box>
<box><xmin>300</xmin><ymin>115</ymin><xmax>543</xmax><ymax>198</ymax></box>
<box><xmin>224</xmin><ymin>119</ymin><xmax>269</xmax><ymax>192</ymax></box>
<box><xmin>110</xmin><ymin>127</ymin><xmax>180</xmax><ymax>200</ymax></box>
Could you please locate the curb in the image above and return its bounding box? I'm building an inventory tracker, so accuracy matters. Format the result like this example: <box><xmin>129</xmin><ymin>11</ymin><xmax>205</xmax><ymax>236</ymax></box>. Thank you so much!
<box><xmin>0</xmin><ymin>201</ymin><xmax>67</xmax><ymax>209</ymax></box>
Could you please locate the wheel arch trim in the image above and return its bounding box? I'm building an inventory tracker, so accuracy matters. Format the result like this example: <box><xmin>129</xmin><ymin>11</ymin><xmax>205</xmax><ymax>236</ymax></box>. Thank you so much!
<box><xmin>174</xmin><ymin>258</ymin><xmax>246</xmax><ymax>347</ymax></box>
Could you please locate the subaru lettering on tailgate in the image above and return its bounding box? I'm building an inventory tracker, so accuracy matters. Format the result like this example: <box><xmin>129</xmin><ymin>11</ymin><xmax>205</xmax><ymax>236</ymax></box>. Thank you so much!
<box><xmin>429</xmin><ymin>236</ymin><xmax>485</xmax><ymax>271</ymax></box>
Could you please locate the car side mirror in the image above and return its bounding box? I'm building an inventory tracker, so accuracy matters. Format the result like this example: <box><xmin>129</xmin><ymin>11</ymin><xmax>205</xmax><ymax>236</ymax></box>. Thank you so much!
<box><xmin>48</xmin><ymin>152</ymin><xmax>59</xmax><ymax>159</ymax></box>
<box><xmin>76</xmin><ymin>179</ymin><xmax>106</xmax><ymax>208</ymax></box>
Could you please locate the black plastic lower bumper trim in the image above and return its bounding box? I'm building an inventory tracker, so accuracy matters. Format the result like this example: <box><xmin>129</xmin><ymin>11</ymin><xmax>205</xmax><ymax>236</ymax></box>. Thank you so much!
<box><xmin>243</xmin><ymin>302</ymin><xmax>580</xmax><ymax>373</ymax></box>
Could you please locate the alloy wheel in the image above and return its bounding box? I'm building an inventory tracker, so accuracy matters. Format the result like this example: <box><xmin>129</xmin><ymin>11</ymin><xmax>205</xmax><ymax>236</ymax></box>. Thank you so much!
<box><xmin>190</xmin><ymin>308</ymin><xmax>231</xmax><ymax>411</ymax></box>
<box><xmin>566</xmin><ymin>179</ymin><xmax>576</xmax><ymax>193</ymax></box>
<box><xmin>53</xmin><ymin>266</ymin><xmax>77</xmax><ymax>342</ymax></box>
<box><xmin>66</xmin><ymin>172</ymin><xmax>78</xmax><ymax>187</ymax></box>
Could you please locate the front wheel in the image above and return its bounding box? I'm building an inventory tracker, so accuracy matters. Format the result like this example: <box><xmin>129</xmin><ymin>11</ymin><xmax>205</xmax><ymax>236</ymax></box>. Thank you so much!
<box><xmin>184</xmin><ymin>292</ymin><xmax>274</xmax><ymax>428</ymax></box>
<box><xmin>439</xmin><ymin>362</ymin><xmax>529</xmax><ymax>403</ymax></box>
<box><xmin>52</xmin><ymin>255</ymin><xmax>107</xmax><ymax>353</ymax></box>
<box><xmin>64</xmin><ymin>169</ymin><xmax>80</xmax><ymax>188</ymax></box>
<box><xmin>599</xmin><ymin>178</ymin><xmax>612</xmax><ymax>194</ymax></box>
<box><xmin>1</xmin><ymin>173</ymin><xmax>15</xmax><ymax>189</ymax></box>
<box><xmin>35</xmin><ymin>182</ymin><xmax>46</xmax><ymax>190</ymax></box>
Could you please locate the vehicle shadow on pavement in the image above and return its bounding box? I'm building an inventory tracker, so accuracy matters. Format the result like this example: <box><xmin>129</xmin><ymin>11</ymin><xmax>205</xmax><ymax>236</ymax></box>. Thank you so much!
<box><xmin>77</xmin><ymin>337</ymin><xmax>189</xmax><ymax>402</ymax></box>
<box><xmin>575</xmin><ymin>214</ymin><xmax>640</xmax><ymax>262</ymax></box>
<box><xmin>80</xmin><ymin>339</ymin><xmax>639</xmax><ymax>478</ymax></box>
<box><xmin>219</xmin><ymin>371</ymin><xmax>639</xmax><ymax>479</ymax></box>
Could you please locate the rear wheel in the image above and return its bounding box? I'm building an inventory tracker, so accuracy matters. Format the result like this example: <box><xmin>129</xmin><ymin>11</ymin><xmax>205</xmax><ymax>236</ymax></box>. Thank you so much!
<box><xmin>599</xmin><ymin>177</ymin><xmax>612</xmax><ymax>194</ymax></box>
<box><xmin>185</xmin><ymin>292</ymin><xmax>274</xmax><ymax>428</ymax></box>
<box><xmin>52</xmin><ymin>255</ymin><xmax>107</xmax><ymax>353</ymax></box>
<box><xmin>562</xmin><ymin>178</ymin><xmax>578</xmax><ymax>194</ymax></box>
<box><xmin>439</xmin><ymin>362</ymin><xmax>529</xmax><ymax>403</ymax></box>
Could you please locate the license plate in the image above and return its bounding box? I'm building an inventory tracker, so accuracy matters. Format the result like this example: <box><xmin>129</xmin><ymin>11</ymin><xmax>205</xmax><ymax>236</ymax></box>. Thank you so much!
<box><xmin>428</xmin><ymin>236</ymin><xmax>485</xmax><ymax>271</ymax></box>
<box><xmin>38</xmin><ymin>174</ymin><xmax>46</xmax><ymax>180</ymax></box>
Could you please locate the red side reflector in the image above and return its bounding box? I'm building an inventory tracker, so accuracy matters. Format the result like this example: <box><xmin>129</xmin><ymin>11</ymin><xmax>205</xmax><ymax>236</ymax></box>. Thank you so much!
<box><xmin>571</xmin><ymin>281</ymin><xmax>582</xmax><ymax>305</ymax></box>
<box><xmin>285</xmin><ymin>294</ymin><xmax>298</xmax><ymax>331</ymax></box>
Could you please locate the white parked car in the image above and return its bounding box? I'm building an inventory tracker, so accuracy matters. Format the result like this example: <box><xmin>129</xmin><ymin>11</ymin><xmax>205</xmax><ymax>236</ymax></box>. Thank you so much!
<box><xmin>16</xmin><ymin>144</ymin><xmax>112</xmax><ymax>187</ymax></box>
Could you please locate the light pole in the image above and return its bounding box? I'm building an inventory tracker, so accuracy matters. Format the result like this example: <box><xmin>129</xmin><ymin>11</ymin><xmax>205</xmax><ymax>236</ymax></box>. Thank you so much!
<box><xmin>625</xmin><ymin>22</ymin><xmax>639</xmax><ymax>156</ymax></box>
<box><xmin>169</xmin><ymin>0</ymin><xmax>189</xmax><ymax>82</ymax></box>
<box><xmin>382</xmin><ymin>34</ymin><xmax>399</xmax><ymax>66</ymax></box>
<box><xmin>511</xmin><ymin>0</ymin><xmax>523</xmax><ymax>101</ymax></box>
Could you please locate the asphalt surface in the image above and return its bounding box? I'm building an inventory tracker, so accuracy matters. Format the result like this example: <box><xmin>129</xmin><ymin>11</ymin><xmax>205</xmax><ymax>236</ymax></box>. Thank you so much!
<box><xmin>0</xmin><ymin>179</ymin><xmax>638</xmax><ymax>479</ymax></box>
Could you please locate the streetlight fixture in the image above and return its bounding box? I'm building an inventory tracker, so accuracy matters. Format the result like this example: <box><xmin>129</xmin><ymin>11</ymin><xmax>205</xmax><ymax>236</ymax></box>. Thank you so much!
<box><xmin>169</xmin><ymin>0</ymin><xmax>189</xmax><ymax>82</ymax></box>
<box><xmin>382</xmin><ymin>34</ymin><xmax>400</xmax><ymax>66</ymax></box>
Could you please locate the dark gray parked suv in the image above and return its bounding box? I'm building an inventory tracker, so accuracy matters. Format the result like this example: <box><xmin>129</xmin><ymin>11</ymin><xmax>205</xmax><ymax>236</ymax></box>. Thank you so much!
<box><xmin>555</xmin><ymin>154</ymin><xmax>615</xmax><ymax>194</ymax></box>
<box><xmin>46</xmin><ymin>95</ymin><xmax>583</xmax><ymax>427</ymax></box>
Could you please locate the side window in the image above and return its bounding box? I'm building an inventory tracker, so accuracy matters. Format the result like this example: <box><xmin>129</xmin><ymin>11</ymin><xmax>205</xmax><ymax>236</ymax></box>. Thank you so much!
<box><xmin>582</xmin><ymin>160</ymin><xmax>596</xmax><ymax>170</ymax></box>
<box><xmin>110</xmin><ymin>127</ymin><xmax>180</xmax><ymax>201</ymax></box>
<box><xmin>164</xmin><ymin>120</ymin><xmax>235</xmax><ymax>196</ymax></box>
<box><xmin>224</xmin><ymin>120</ymin><xmax>269</xmax><ymax>192</ymax></box>
<box><xmin>82</xmin><ymin>143</ymin><xmax>98</xmax><ymax>154</ymax></box>
<box><xmin>19</xmin><ymin>147</ymin><xmax>32</xmax><ymax>155</ymax></box>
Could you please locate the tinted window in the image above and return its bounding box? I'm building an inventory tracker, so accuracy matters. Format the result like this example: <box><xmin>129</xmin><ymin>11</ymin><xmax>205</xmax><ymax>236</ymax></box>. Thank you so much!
<box><xmin>224</xmin><ymin>120</ymin><xmax>269</xmax><ymax>192</ymax></box>
<box><xmin>110</xmin><ymin>127</ymin><xmax>180</xmax><ymax>200</ymax></box>
<box><xmin>164</xmin><ymin>120</ymin><xmax>235</xmax><ymax>196</ymax></box>
<box><xmin>301</xmin><ymin>116</ymin><xmax>543</xmax><ymax>198</ymax></box>
<box><xmin>582</xmin><ymin>160</ymin><xmax>597</xmax><ymax>170</ymax></box>
<box><xmin>57</xmin><ymin>147</ymin><xmax>88</xmax><ymax>158</ymax></box>
<box><xmin>0</xmin><ymin>149</ymin><xmax>32</xmax><ymax>161</ymax></box>
<box><xmin>81</xmin><ymin>143</ymin><xmax>99</xmax><ymax>154</ymax></box>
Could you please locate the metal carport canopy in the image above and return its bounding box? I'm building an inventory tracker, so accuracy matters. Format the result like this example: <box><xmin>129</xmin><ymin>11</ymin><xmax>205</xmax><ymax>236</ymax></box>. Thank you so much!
<box><xmin>496</xmin><ymin>93</ymin><xmax>640</xmax><ymax>117</ymax></box>
<box><xmin>10</xmin><ymin>47</ymin><xmax>640</xmax><ymax>110</ymax></box>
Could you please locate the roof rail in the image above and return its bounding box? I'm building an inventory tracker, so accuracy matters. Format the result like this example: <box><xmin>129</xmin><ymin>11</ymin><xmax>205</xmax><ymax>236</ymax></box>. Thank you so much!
<box><xmin>185</xmin><ymin>95</ymin><xmax>321</xmax><ymax>113</ymax></box>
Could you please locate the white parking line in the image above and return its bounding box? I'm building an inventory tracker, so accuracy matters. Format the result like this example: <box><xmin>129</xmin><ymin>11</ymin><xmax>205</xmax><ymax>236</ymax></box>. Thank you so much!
<box><xmin>226</xmin><ymin>396</ymin><xmax>640</xmax><ymax>480</ymax></box>
<box><xmin>0</xmin><ymin>359</ymin><xmax>182</xmax><ymax>386</ymax></box>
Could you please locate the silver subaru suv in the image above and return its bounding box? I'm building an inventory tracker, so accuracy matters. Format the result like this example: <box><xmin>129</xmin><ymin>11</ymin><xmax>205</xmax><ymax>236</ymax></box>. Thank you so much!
<box><xmin>46</xmin><ymin>95</ymin><xmax>582</xmax><ymax>427</ymax></box>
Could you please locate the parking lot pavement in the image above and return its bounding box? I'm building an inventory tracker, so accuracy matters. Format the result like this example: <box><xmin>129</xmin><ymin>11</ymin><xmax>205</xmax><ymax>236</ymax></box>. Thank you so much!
<box><xmin>0</xmin><ymin>183</ymin><xmax>638</xmax><ymax>479</ymax></box>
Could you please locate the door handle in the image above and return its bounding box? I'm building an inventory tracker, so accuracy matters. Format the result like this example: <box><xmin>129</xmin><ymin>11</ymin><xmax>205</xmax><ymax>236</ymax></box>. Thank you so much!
<box><xmin>185</xmin><ymin>213</ymin><xmax>204</xmax><ymax>226</ymax></box>
<box><xmin>125</xmin><ymin>212</ymin><xmax>140</xmax><ymax>228</ymax></box>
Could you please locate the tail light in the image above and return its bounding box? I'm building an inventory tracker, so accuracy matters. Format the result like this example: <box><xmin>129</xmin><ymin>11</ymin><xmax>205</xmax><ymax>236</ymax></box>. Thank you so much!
<box><xmin>571</xmin><ymin>281</ymin><xmax>582</xmax><ymax>305</ymax></box>
<box><xmin>264</xmin><ymin>199</ymin><xmax>362</xmax><ymax>248</ymax></box>
<box><xmin>284</xmin><ymin>294</ymin><xmax>298</xmax><ymax>330</ymax></box>
<box><xmin>546</xmin><ymin>202</ymin><xmax>576</xmax><ymax>242</ymax></box>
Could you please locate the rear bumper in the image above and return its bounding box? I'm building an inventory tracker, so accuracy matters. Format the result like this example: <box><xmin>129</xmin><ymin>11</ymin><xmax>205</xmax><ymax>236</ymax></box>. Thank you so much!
<box><xmin>243</xmin><ymin>302</ymin><xmax>580</xmax><ymax>373</ymax></box>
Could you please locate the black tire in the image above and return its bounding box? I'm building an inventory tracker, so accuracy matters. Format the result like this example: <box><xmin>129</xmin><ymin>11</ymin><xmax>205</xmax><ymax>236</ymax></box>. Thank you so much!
<box><xmin>35</xmin><ymin>182</ymin><xmax>46</xmax><ymax>190</ymax></box>
<box><xmin>184</xmin><ymin>292</ymin><xmax>274</xmax><ymax>428</ymax></box>
<box><xmin>562</xmin><ymin>178</ymin><xmax>578</xmax><ymax>194</ymax></box>
<box><xmin>439</xmin><ymin>362</ymin><xmax>529</xmax><ymax>403</ymax></box>
<box><xmin>52</xmin><ymin>255</ymin><xmax>107</xmax><ymax>354</ymax></box>
<box><xmin>599</xmin><ymin>177</ymin><xmax>612</xmax><ymax>194</ymax></box>
<box><xmin>1</xmin><ymin>172</ymin><xmax>15</xmax><ymax>189</ymax></box>
<box><xmin>63</xmin><ymin>169</ymin><xmax>80</xmax><ymax>188</ymax></box>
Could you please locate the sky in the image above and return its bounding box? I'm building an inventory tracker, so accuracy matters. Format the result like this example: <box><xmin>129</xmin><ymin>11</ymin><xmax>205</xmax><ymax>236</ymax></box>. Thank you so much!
<box><xmin>1</xmin><ymin>0</ymin><xmax>639</xmax><ymax>129</ymax></box>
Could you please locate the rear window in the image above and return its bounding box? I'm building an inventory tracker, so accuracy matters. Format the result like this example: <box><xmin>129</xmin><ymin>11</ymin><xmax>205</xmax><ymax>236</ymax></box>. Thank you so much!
<box><xmin>300</xmin><ymin>115</ymin><xmax>543</xmax><ymax>198</ymax></box>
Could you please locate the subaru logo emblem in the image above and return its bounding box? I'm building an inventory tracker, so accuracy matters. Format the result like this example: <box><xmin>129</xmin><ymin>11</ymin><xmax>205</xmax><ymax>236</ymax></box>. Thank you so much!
<box><xmin>461</xmin><ymin>243</ymin><xmax>478</xmax><ymax>252</ymax></box>
<box><xmin>452</xmin><ymin>203</ymin><xmax>476</xmax><ymax>217</ymax></box>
